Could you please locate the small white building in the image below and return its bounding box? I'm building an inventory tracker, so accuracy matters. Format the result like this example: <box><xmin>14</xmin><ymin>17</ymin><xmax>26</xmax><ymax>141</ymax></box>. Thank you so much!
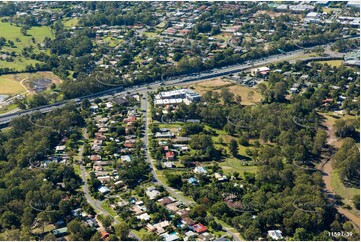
<box><xmin>268</xmin><ymin>230</ymin><xmax>283</xmax><ymax>240</ymax></box>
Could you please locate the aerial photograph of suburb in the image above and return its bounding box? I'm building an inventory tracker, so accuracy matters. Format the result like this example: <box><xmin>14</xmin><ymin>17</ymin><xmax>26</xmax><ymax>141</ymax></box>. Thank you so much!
<box><xmin>0</xmin><ymin>0</ymin><xmax>359</xmax><ymax>241</ymax></box>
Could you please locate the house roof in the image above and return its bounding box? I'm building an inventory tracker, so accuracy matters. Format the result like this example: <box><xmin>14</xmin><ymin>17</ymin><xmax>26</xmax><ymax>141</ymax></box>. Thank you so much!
<box><xmin>52</xmin><ymin>227</ymin><xmax>68</xmax><ymax>236</ymax></box>
<box><xmin>100</xmin><ymin>231</ymin><xmax>110</xmax><ymax>239</ymax></box>
<box><xmin>193</xmin><ymin>223</ymin><xmax>208</xmax><ymax>233</ymax></box>
<box><xmin>268</xmin><ymin>230</ymin><xmax>283</xmax><ymax>240</ymax></box>
<box><xmin>98</xmin><ymin>186</ymin><xmax>110</xmax><ymax>194</ymax></box>
<box><xmin>166</xmin><ymin>151</ymin><xmax>175</xmax><ymax>157</ymax></box>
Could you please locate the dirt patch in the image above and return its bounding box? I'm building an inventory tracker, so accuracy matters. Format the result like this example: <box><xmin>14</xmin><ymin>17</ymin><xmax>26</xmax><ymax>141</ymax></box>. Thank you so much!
<box><xmin>187</xmin><ymin>78</ymin><xmax>262</xmax><ymax>105</ymax></box>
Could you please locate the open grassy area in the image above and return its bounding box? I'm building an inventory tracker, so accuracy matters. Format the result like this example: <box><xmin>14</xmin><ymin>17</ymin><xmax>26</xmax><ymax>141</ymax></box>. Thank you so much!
<box><xmin>31</xmin><ymin>224</ymin><xmax>56</xmax><ymax>234</ymax></box>
<box><xmin>0</xmin><ymin>103</ymin><xmax>18</xmax><ymax>114</ymax></box>
<box><xmin>131</xmin><ymin>228</ymin><xmax>148</xmax><ymax>239</ymax></box>
<box><xmin>63</xmin><ymin>17</ymin><xmax>79</xmax><ymax>27</ymax></box>
<box><xmin>322</xmin><ymin>7</ymin><xmax>340</xmax><ymax>13</ymax></box>
<box><xmin>143</xmin><ymin>31</ymin><xmax>158</xmax><ymax>38</ymax></box>
<box><xmin>0</xmin><ymin>75</ymin><xmax>26</xmax><ymax>94</ymax></box>
<box><xmin>0</xmin><ymin>71</ymin><xmax>63</xmax><ymax>95</ymax></box>
<box><xmin>315</xmin><ymin>60</ymin><xmax>344</xmax><ymax>67</ymax></box>
<box><xmin>101</xmin><ymin>201</ymin><xmax>117</xmax><ymax>217</ymax></box>
<box><xmin>213</xmin><ymin>217</ymin><xmax>243</xmax><ymax>240</ymax></box>
<box><xmin>331</xmin><ymin>170</ymin><xmax>360</xmax><ymax>217</ymax></box>
<box><xmin>219</xmin><ymin>159</ymin><xmax>258</xmax><ymax>177</ymax></box>
<box><xmin>0</xmin><ymin>19</ymin><xmax>53</xmax><ymax>71</ymax></box>
<box><xmin>187</xmin><ymin>78</ymin><xmax>262</xmax><ymax>105</ymax></box>
<box><xmin>73</xmin><ymin>164</ymin><xmax>81</xmax><ymax>177</ymax></box>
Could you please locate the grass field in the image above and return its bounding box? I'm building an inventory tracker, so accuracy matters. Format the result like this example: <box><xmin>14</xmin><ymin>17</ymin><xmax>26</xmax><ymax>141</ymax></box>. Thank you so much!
<box><xmin>143</xmin><ymin>31</ymin><xmax>158</xmax><ymax>38</ymax></box>
<box><xmin>322</xmin><ymin>7</ymin><xmax>341</xmax><ymax>13</ymax></box>
<box><xmin>101</xmin><ymin>201</ymin><xmax>117</xmax><ymax>217</ymax></box>
<box><xmin>331</xmin><ymin>170</ymin><xmax>360</xmax><ymax>216</ymax></box>
<box><xmin>63</xmin><ymin>17</ymin><xmax>79</xmax><ymax>27</ymax></box>
<box><xmin>0</xmin><ymin>71</ymin><xmax>62</xmax><ymax>95</ymax></box>
<box><xmin>0</xmin><ymin>75</ymin><xmax>26</xmax><ymax>94</ymax></box>
<box><xmin>219</xmin><ymin>159</ymin><xmax>258</xmax><ymax>177</ymax></box>
<box><xmin>0</xmin><ymin>19</ymin><xmax>53</xmax><ymax>71</ymax></box>
<box><xmin>187</xmin><ymin>78</ymin><xmax>262</xmax><ymax>105</ymax></box>
<box><xmin>315</xmin><ymin>60</ymin><xmax>344</xmax><ymax>67</ymax></box>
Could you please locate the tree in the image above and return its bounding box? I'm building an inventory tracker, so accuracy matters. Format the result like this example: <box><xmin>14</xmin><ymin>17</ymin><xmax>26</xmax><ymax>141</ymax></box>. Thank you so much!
<box><xmin>352</xmin><ymin>195</ymin><xmax>360</xmax><ymax>210</ymax></box>
<box><xmin>229</xmin><ymin>139</ymin><xmax>238</xmax><ymax>157</ymax></box>
<box><xmin>333</xmin><ymin>119</ymin><xmax>357</xmax><ymax>138</ymax></box>
<box><xmin>312</xmin><ymin>130</ymin><xmax>327</xmax><ymax>155</ymax></box>
<box><xmin>221</xmin><ymin>88</ymin><xmax>235</xmax><ymax>105</ymax></box>
<box><xmin>235</xmin><ymin>95</ymin><xmax>242</xmax><ymax>104</ymax></box>
<box><xmin>114</xmin><ymin>221</ymin><xmax>130</xmax><ymax>240</ymax></box>
<box><xmin>20</xmin><ymin>26</ymin><xmax>28</xmax><ymax>36</ymax></box>
<box><xmin>90</xmin><ymin>232</ymin><xmax>101</xmax><ymax>241</ymax></box>
<box><xmin>293</xmin><ymin>228</ymin><xmax>311</xmax><ymax>240</ymax></box>
<box><xmin>165</xmin><ymin>173</ymin><xmax>182</xmax><ymax>189</ymax></box>
<box><xmin>44</xmin><ymin>233</ymin><xmax>57</xmax><ymax>241</ymax></box>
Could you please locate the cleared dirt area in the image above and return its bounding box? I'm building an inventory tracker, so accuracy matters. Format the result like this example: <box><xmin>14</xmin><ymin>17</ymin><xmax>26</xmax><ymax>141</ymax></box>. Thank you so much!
<box><xmin>187</xmin><ymin>78</ymin><xmax>262</xmax><ymax>105</ymax></box>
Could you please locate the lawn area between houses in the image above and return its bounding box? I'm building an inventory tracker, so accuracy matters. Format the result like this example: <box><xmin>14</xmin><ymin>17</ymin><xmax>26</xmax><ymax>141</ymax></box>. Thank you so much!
<box><xmin>131</xmin><ymin>228</ymin><xmax>148</xmax><ymax>239</ymax></box>
<box><xmin>63</xmin><ymin>17</ymin><xmax>79</xmax><ymax>27</ymax></box>
<box><xmin>101</xmin><ymin>201</ymin><xmax>117</xmax><ymax>217</ymax></box>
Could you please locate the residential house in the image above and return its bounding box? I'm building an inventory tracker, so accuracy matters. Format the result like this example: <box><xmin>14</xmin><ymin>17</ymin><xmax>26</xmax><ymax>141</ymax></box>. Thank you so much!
<box><xmin>158</xmin><ymin>196</ymin><xmax>176</xmax><ymax>206</ymax></box>
<box><xmin>146</xmin><ymin>186</ymin><xmax>161</xmax><ymax>200</ymax></box>
<box><xmin>194</xmin><ymin>166</ymin><xmax>207</xmax><ymax>175</ymax></box>
<box><xmin>52</xmin><ymin>227</ymin><xmax>68</xmax><ymax>237</ymax></box>
<box><xmin>136</xmin><ymin>213</ymin><xmax>151</xmax><ymax>221</ymax></box>
<box><xmin>166</xmin><ymin>151</ymin><xmax>175</xmax><ymax>160</ymax></box>
<box><xmin>192</xmin><ymin>223</ymin><xmax>208</xmax><ymax>233</ymax></box>
<box><xmin>268</xmin><ymin>230</ymin><xmax>283</xmax><ymax>240</ymax></box>
<box><xmin>188</xmin><ymin>177</ymin><xmax>198</xmax><ymax>185</ymax></box>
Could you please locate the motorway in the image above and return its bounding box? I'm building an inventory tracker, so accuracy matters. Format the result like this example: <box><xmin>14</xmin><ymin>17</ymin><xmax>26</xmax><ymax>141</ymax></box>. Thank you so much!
<box><xmin>0</xmin><ymin>35</ymin><xmax>358</xmax><ymax>127</ymax></box>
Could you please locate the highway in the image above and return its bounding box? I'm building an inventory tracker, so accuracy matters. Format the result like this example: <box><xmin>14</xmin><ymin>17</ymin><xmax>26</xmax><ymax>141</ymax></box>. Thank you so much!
<box><xmin>0</xmin><ymin>35</ymin><xmax>357</xmax><ymax>127</ymax></box>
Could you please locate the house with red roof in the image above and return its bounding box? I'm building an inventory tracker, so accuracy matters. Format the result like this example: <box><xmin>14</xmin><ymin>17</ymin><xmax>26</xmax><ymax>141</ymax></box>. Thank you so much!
<box><xmin>192</xmin><ymin>223</ymin><xmax>208</xmax><ymax>233</ymax></box>
<box><xmin>165</xmin><ymin>151</ymin><xmax>175</xmax><ymax>161</ymax></box>
<box><xmin>100</xmin><ymin>231</ymin><xmax>109</xmax><ymax>240</ymax></box>
<box><xmin>123</xmin><ymin>115</ymin><xmax>137</xmax><ymax>123</ymax></box>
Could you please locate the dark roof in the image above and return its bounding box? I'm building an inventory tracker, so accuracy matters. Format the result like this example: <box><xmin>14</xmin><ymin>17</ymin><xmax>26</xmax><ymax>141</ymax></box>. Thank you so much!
<box><xmin>113</xmin><ymin>97</ymin><xmax>129</xmax><ymax>105</ymax></box>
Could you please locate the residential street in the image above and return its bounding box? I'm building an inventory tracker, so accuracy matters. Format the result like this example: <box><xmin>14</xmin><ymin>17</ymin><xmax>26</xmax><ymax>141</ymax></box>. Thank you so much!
<box><xmin>140</xmin><ymin>91</ymin><xmax>242</xmax><ymax>241</ymax></box>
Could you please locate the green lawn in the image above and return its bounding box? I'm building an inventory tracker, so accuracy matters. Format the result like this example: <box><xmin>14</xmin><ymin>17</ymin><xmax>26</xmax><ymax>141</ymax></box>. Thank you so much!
<box><xmin>63</xmin><ymin>17</ymin><xmax>79</xmax><ymax>27</ymax></box>
<box><xmin>101</xmin><ymin>201</ymin><xmax>117</xmax><ymax>217</ymax></box>
<box><xmin>131</xmin><ymin>228</ymin><xmax>148</xmax><ymax>239</ymax></box>
<box><xmin>0</xmin><ymin>75</ymin><xmax>26</xmax><ymax>94</ymax></box>
<box><xmin>73</xmin><ymin>164</ymin><xmax>81</xmax><ymax>177</ymax></box>
<box><xmin>219</xmin><ymin>160</ymin><xmax>258</xmax><ymax>177</ymax></box>
<box><xmin>0</xmin><ymin>103</ymin><xmax>18</xmax><ymax>114</ymax></box>
<box><xmin>0</xmin><ymin>20</ymin><xmax>53</xmax><ymax>71</ymax></box>
<box><xmin>331</xmin><ymin>170</ymin><xmax>359</xmax><ymax>201</ymax></box>
<box><xmin>213</xmin><ymin>217</ymin><xmax>244</xmax><ymax>240</ymax></box>
<box><xmin>143</xmin><ymin>32</ymin><xmax>158</xmax><ymax>38</ymax></box>
<box><xmin>315</xmin><ymin>60</ymin><xmax>344</xmax><ymax>67</ymax></box>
